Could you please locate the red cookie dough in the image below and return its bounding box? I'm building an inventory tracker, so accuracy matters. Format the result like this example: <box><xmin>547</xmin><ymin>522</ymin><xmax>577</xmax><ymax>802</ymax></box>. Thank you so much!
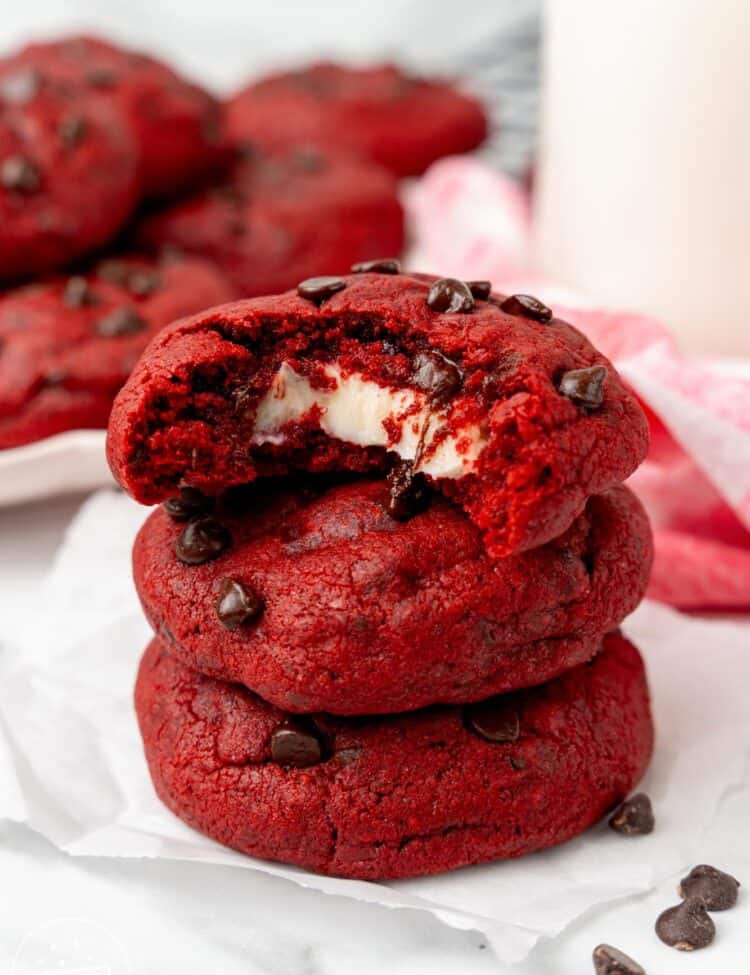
<box><xmin>0</xmin><ymin>82</ymin><xmax>139</xmax><ymax>281</ymax></box>
<box><xmin>135</xmin><ymin>630</ymin><xmax>654</xmax><ymax>880</ymax></box>
<box><xmin>0</xmin><ymin>254</ymin><xmax>234</xmax><ymax>449</ymax></box>
<box><xmin>226</xmin><ymin>62</ymin><xmax>488</xmax><ymax>177</ymax></box>
<box><xmin>7</xmin><ymin>34</ymin><xmax>227</xmax><ymax>198</ymax></box>
<box><xmin>107</xmin><ymin>271</ymin><xmax>649</xmax><ymax>557</ymax></box>
<box><xmin>134</xmin><ymin>478</ymin><xmax>652</xmax><ymax>714</ymax></box>
<box><xmin>133</xmin><ymin>146</ymin><xmax>405</xmax><ymax>297</ymax></box>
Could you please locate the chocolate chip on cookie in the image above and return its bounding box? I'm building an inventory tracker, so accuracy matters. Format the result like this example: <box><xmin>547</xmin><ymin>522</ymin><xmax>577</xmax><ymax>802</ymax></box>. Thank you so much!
<box><xmin>386</xmin><ymin>460</ymin><xmax>431</xmax><ymax>521</ymax></box>
<box><xmin>411</xmin><ymin>350</ymin><xmax>463</xmax><ymax>403</ymax></box>
<box><xmin>58</xmin><ymin>115</ymin><xmax>88</xmax><ymax>148</ymax></box>
<box><xmin>467</xmin><ymin>280</ymin><xmax>492</xmax><ymax>301</ymax></box>
<box><xmin>426</xmin><ymin>277</ymin><xmax>474</xmax><ymax>313</ymax></box>
<box><xmin>1</xmin><ymin>155</ymin><xmax>40</xmax><ymax>193</ymax></box>
<box><xmin>62</xmin><ymin>276</ymin><xmax>99</xmax><ymax>309</ymax></box>
<box><xmin>163</xmin><ymin>487</ymin><xmax>214</xmax><ymax>522</ymax></box>
<box><xmin>95</xmin><ymin>306</ymin><xmax>147</xmax><ymax>337</ymax></box>
<box><xmin>270</xmin><ymin>719</ymin><xmax>324</xmax><ymax>768</ymax></box>
<box><xmin>215</xmin><ymin>578</ymin><xmax>264</xmax><ymax>630</ymax></box>
<box><xmin>351</xmin><ymin>258</ymin><xmax>401</xmax><ymax>274</ymax></box>
<box><xmin>175</xmin><ymin>517</ymin><xmax>231</xmax><ymax>565</ymax></box>
<box><xmin>297</xmin><ymin>276</ymin><xmax>346</xmax><ymax>304</ymax></box>
<box><xmin>499</xmin><ymin>293</ymin><xmax>552</xmax><ymax>323</ymax></box>
<box><xmin>559</xmin><ymin>365</ymin><xmax>607</xmax><ymax>409</ymax></box>
<box><xmin>465</xmin><ymin>697</ymin><xmax>521</xmax><ymax>743</ymax></box>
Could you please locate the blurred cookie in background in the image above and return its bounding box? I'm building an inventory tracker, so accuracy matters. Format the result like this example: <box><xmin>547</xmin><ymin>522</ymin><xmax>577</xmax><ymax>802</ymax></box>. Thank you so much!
<box><xmin>133</xmin><ymin>144</ymin><xmax>405</xmax><ymax>297</ymax></box>
<box><xmin>226</xmin><ymin>62</ymin><xmax>487</xmax><ymax>177</ymax></box>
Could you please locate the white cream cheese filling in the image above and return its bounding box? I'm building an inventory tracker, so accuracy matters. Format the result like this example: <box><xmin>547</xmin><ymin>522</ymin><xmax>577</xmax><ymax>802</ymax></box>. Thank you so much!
<box><xmin>251</xmin><ymin>362</ymin><xmax>486</xmax><ymax>479</ymax></box>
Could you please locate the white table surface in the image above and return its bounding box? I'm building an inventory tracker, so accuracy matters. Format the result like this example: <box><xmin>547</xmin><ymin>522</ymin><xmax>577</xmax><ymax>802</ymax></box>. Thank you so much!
<box><xmin>1</xmin><ymin>494</ymin><xmax>747</xmax><ymax>974</ymax></box>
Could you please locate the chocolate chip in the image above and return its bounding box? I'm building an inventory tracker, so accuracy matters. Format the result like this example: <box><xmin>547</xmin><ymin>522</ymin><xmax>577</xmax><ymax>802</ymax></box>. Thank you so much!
<box><xmin>58</xmin><ymin>115</ymin><xmax>88</xmax><ymax>147</ymax></box>
<box><xmin>163</xmin><ymin>487</ymin><xmax>214</xmax><ymax>522</ymax></box>
<box><xmin>126</xmin><ymin>269</ymin><xmax>161</xmax><ymax>296</ymax></box>
<box><xmin>558</xmin><ymin>365</ymin><xmax>607</xmax><ymax>409</ymax></box>
<box><xmin>426</xmin><ymin>277</ymin><xmax>475</xmax><ymax>314</ymax></box>
<box><xmin>293</xmin><ymin>145</ymin><xmax>326</xmax><ymax>171</ymax></box>
<box><xmin>499</xmin><ymin>293</ymin><xmax>553</xmax><ymax>323</ymax></box>
<box><xmin>592</xmin><ymin>944</ymin><xmax>645</xmax><ymax>975</ymax></box>
<box><xmin>0</xmin><ymin>67</ymin><xmax>42</xmax><ymax>104</ymax></box>
<box><xmin>411</xmin><ymin>350</ymin><xmax>463</xmax><ymax>403</ymax></box>
<box><xmin>215</xmin><ymin>578</ymin><xmax>264</xmax><ymax>630</ymax></box>
<box><xmin>465</xmin><ymin>697</ymin><xmax>520</xmax><ymax>743</ymax></box>
<box><xmin>270</xmin><ymin>719</ymin><xmax>324</xmax><ymax>768</ymax></box>
<box><xmin>86</xmin><ymin>67</ymin><xmax>118</xmax><ymax>87</ymax></box>
<box><xmin>655</xmin><ymin>897</ymin><xmax>715</xmax><ymax>951</ymax></box>
<box><xmin>175</xmin><ymin>517</ymin><xmax>232</xmax><ymax>565</ymax></box>
<box><xmin>351</xmin><ymin>258</ymin><xmax>401</xmax><ymax>274</ymax></box>
<box><xmin>679</xmin><ymin>865</ymin><xmax>740</xmax><ymax>911</ymax></box>
<box><xmin>386</xmin><ymin>460</ymin><xmax>431</xmax><ymax>521</ymax></box>
<box><xmin>95</xmin><ymin>306</ymin><xmax>147</xmax><ymax>337</ymax></box>
<box><xmin>296</xmin><ymin>276</ymin><xmax>346</xmax><ymax>304</ymax></box>
<box><xmin>608</xmin><ymin>793</ymin><xmax>654</xmax><ymax>835</ymax></box>
<box><xmin>62</xmin><ymin>276</ymin><xmax>99</xmax><ymax>309</ymax></box>
<box><xmin>97</xmin><ymin>259</ymin><xmax>130</xmax><ymax>286</ymax></box>
<box><xmin>467</xmin><ymin>280</ymin><xmax>492</xmax><ymax>300</ymax></box>
<box><xmin>1</xmin><ymin>155</ymin><xmax>40</xmax><ymax>193</ymax></box>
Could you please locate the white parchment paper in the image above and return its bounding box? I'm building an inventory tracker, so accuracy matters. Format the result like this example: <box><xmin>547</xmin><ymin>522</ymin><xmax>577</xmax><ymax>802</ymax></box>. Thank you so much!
<box><xmin>1</xmin><ymin>489</ymin><xmax>749</xmax><ymax>964</ymax></box>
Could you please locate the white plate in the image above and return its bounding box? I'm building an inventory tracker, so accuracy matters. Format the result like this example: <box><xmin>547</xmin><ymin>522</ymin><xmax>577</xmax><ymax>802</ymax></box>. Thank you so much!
<box><xmin>0</xmin><ymin>430</ymin><xmax>113</xmax><ymax>507</ymax></box>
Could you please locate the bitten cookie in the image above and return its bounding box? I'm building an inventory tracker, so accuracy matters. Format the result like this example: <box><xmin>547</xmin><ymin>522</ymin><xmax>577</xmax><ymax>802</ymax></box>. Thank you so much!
<box><xmin>226</xmin><ymin>62</ymin><xmax>487</xmax><ymax>177</ymax></box>
<box><xmin>134</xmin><ymin>477</ymin><xmax>652</xmax><ymax>714</ymax></box>
<box><xmin>107</xmin><ymin>271</ymin><xmax>649</xmax><ymax>556</ymax></box>
<box><xmin>0</xmin><ymin>78</ymin><xmax>139</xmax><ymax>281</ymax></box>
<box><xmin>7</xmin><ymin>34</ymin><xmax>227</xmax><ymax>198</ymax></box>
<box><xmin>133</xmin><ymin>145</ymin><xmax>405</xmax><ymax>297</ymax></box>
<box><xmin>0</xmin><ymin>254</ymin><xmax>234</xmax><ymax>449</ymax></box>
<box><xmin>135</xmin><ymin>630</ymin><xmax>654</xmax><ymax>880</ymax></box>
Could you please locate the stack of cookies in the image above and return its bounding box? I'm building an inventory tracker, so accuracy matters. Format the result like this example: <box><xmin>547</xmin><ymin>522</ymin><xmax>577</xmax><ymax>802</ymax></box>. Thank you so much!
<box><xmin>108</xmin><ymin>268</ymin><xmax>655</xmax><ymax>880</ymax></box>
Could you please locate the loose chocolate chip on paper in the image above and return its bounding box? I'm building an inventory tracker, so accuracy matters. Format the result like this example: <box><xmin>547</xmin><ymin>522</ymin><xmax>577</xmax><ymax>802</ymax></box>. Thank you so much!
<box><xmin>0</xmin><ymin>67</ymin><xmax>42</xmax><ymax>104</ymax></box>
<box><xmin>62</xmin><ymin>276</ymin><xmax>99</xmax><ymax>309</ymax></box>
<box><xmin>1</xmin><ymin>155</ymin><xmax>40</xmax><ymax>192</ymax></box>
<box><xmin>386</xmin><ymin>460</ymin><xmax>431</xmax><ymax>521</ymax></box>
<box><xmin>655</xmin><ymin>897</ymin><xmax>715</xmax><ymax>951</ymax></box>
<box><xmin>558</xmin><ymin>365</ymin><xmax>607</xmax><ymax>409</ymax></box>
<box><xmin>270</xmin><ymin>719</ymin><xmax>324</xmax><ymax>768</ymax></box>
<box><xmin>163</xmin><ymin>487</ymin><xmax>214</xmax><ymax>522</ymax></box>
<box><xmin>608</xmin><ymin>793</ymin><xmax>654</xmax><ymax>835</ymax></box>
<box><xmin>351</xmin><ymin>258</ymin><xmax>401</xmax><ymax>274</ymax></box>
<box><xmin>175</xmin><ymin>517</ymin><xmax>232</xmax><ymax>565</ymax></box>
<box><xmin>411</xmin><ymin>350</ymin><xmax>463</xmax><ymax>403</ymax></box>
<box><xmin>58</xmin><ymin>115</ymin><xmax>88</xmax><ymax>147</ymax></box>
<box><xmin>592</xmin><ymin>943</ymin><xmax>645</xmax><ymax>975</ymax></box>
<box><xmin>466</xmin><ymin>280</ymin><xmax>492</xmax><ymax>301</ymax></box>
<box><xmin>215</xmin><ymin>578</ymin><xmax>264</xmax><ymax>630</ymax></box>
<box><xmin>679</xmin><ymin>865</ymin><xmax>740</xmax><ymax>911</ymax></box>
<box><xmin>499</xmin><ymin>293</ymin><xmax>553</xmax><ymax>323</ymax></box>
<box><xmin>465</xmin><ymin>697</ymin><xmax>521</xmax><ymax>743</ymax></box>
<box><xmin>95</xmin><ymin>306</ymin><xmax>147</xmax><ymax>337</ymax></box>
<box><xmin>426</xmin><ymin>277</ymin><xmax>475</xmax><ymax>313</ymax></box>
<box><xmin>297</xmin><ymin>276</ymin><xmax>347</xmax><ymax>304</ymax></box>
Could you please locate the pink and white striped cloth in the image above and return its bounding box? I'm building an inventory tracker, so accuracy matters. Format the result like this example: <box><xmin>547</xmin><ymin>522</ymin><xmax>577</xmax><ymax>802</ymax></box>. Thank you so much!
<box><xmin>407</xmin><ymin>158</ymin><xmax>750</xmax><ymax>609</ymax></box>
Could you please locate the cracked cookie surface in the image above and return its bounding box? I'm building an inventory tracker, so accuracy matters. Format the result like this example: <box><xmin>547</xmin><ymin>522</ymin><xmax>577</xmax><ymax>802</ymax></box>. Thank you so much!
<box><xmin>135</xmin><ymin>630</ymin><xmax>653</xmax><ymax>880</ymax></box>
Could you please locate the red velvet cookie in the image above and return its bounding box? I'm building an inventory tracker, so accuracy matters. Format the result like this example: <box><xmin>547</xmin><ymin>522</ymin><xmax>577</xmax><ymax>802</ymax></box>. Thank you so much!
<box><xmin>8</xmin><ymin>35</ymin><xmax>227</xmax><ymax>198</ymax></box>
<box><xmin>107</xmin><ymin>271</ymin><xmax>649</xmax><ymax>556</ymax></box>
<box><xmin>133</xmin><ymin>478</ymin><xmax>652</xmax><ymax>714</ymax></box>
<box><xmin>0</xmin><ymin>254</ymin><xmax>234</xmax><ymax>449</ymax></box>
<box><xmin>133</xmin><ymin>146</ymin><xmax>405</xmax><ymax>297</ymax></box>
<box><xmin>0</xmin><ymin>80</ymin><xmax>139</xmax><ymax>281</ymax></box>
<box><xmin>135</xmin><ymin>630</ymin><xmax>654</xmax><ymax>880</ymax></box>
<box><xmin>226</xmin><ymin>62</ymin><xmax>487</xmax><ymax>177</ymax></box>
